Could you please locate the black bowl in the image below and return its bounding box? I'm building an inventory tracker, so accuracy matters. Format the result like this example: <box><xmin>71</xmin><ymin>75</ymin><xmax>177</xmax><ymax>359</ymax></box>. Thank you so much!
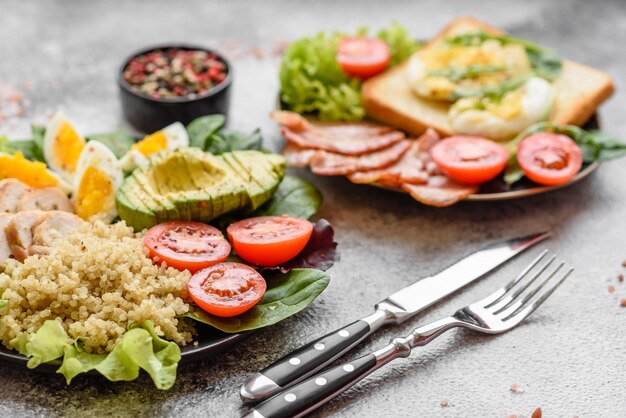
<box><xmin>117</xmin><ymin>44</ymin><xmax>232</xmax><ymax>133</ymax></box>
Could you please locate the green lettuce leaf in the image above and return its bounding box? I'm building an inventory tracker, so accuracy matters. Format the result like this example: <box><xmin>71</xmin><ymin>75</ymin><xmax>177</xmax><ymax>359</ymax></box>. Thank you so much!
<box><xmin>10</xmin><ymin>320</ymin><xmax>69</xmax><ymax>368</ymax></box>
<box><xmin>280</xmin><ymin>23</ymin><xmax>420</xmax><ymax>121</ymax></box>
<box><xmin>8</xmin><ymin>320</ymin><xmax>181</xmax><ymax>389</ymax></box>
<box><xmin>185</xmin><ymin>268</ymin><xmax>330</xmax><ymax>333</ymax></box>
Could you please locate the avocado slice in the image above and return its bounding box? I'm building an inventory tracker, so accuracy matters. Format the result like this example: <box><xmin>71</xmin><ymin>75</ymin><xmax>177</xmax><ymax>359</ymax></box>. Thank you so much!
<box><xmin>229</xmin><ymin>151</ymin><xmax>286</xmax><ymax>210</ymax></box>
<box><xmin>116</xmin><ymin>149</ymin><xmax>285</xmax><ymax>230</ymax></box>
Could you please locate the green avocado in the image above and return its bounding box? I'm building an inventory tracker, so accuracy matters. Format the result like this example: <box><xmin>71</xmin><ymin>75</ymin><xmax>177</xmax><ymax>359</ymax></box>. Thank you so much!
<box><xmin>116</xmin><ymin>148</ymin><xmax>286</xmax><ymax>231</ymax></box>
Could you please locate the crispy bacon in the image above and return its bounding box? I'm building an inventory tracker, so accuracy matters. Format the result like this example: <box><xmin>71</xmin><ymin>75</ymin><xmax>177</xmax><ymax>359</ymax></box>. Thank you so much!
<box><xmin>272</xmin><ymin>111</ymin><xmax>405</xmax><ymax>155</ymax></box>
<box><xmin>310</xmin><ymin>140</ymin><xmax>411</xmax><ymax>176</ymax></box>
<box><xmin>348</xmin><ymin>129</ymin><xmax>440</xmax><ymax>188</ymax></box>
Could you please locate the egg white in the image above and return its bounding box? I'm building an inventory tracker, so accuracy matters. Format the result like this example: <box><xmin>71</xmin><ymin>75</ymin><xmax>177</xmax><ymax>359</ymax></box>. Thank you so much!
<box><xmin>118</xmin><ymin>122</ymin><xmax>189</xmax><ymax>172</ymax></box>
<box><xmin>73</xmin><ymin>140</ymin><xmax>123</xmax><ymax>223</ymax></box>
<box><xmin>449</xmin><ymin>77</ymin><xmax>555</xmax><ymax>141</ymax></box>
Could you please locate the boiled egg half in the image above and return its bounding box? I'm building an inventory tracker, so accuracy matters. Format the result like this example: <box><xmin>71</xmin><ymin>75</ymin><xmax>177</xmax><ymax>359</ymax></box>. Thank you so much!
<box><xmin>73</xmin><ymin>141</ymin><xmax>123</xmax><ymax>223</ymax></box>
<box><xmin>43</xmin><ymin>112</ymin><xmax>86</xmax><ymax>181</ymax></box>
<box><xmin>118</xmin><ymin>122</ymin><xmax>189</xmax><ymax>172</ymax></box>
<box><xmin>449</xmin><ymin>77</ymin><xmax>554</xmax><ymax>140</ymax></box>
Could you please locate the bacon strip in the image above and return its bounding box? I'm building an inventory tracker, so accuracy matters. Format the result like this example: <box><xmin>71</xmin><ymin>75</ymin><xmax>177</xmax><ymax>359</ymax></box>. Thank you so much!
<box><xmin>348</xmin><ymin>129</ymin><xmax>440</xmax><ymax>188</ymax></box>
<box><xmin>272</xmin><ymin>111</ymin><xmax>405</xmax><ymax>155</ymax></box>
<box><xmin>282</xmin><ymin>143</ymin><xmax>317</xmax><ymax>167</ymax></box>
<box><xmin>402</xmin><ymin>176</ymin><xmax>478</xmax><ymax>207</ymax></box>
<box><xmin>310</xmin><ymin>140</ymin><xmax>411</xmax><ymax>176</ymax></box>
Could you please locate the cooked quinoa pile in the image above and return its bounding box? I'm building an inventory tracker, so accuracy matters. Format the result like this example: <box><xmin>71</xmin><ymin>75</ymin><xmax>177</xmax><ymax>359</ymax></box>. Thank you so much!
<box><xmin>0</xmin><ymin>221</ymin><xmax>194</xmax><ymax>353</ymax></box>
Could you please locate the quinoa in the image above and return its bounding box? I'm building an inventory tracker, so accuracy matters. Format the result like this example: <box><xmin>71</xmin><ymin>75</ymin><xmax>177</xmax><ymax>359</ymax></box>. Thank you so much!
<box><xmin>0</xmin><ymin>221</ymin><xmax>194</xmax><ymax>353</ymax></box>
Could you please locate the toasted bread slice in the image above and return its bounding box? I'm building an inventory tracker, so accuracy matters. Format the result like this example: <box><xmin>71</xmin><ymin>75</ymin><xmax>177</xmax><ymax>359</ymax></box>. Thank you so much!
<box><xmin>363</xmin><ymin>16</ymin><xmax>615</xmax><ymax>137</ymax></box>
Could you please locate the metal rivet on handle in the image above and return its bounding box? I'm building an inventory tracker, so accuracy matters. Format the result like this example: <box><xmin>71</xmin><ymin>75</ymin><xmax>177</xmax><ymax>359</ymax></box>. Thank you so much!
<box><xmin>314</xmin><ymin>343</ymin><xmax>325</xmax><ymax>350</ymax></box>
<box><xmin>338</xmin><ymin>330</ymin><xmax>350</xmax><ymax>337</ymax></box>
<box><xmin>284</xmin><ymin>393</ymin><xmax>296</xmax><ymax>402</ymax></box>
<box><xmin>343</xmin><ymin>364</ymin><xmax>355</xmax><ymax>372</ymax></box>
<box><xmin>315</xmin><ymin>377</ymin><xmax>327</xmax><ymax>386</ymax></box>
<box><xmin>289</xmin><ymin>357</ymin><xmax>301</xmax><ymax>365</ymax></box>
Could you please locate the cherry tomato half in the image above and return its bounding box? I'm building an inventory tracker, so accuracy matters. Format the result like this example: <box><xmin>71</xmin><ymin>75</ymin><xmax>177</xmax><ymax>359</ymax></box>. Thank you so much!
<box><xmin>517</xmin><ymin>132</ymin><xmax>583</xmax><ymax>186</ymax></box>
<box><xmin>187</xmin><ymin>262</ymin><xmax>266</xmax><ymax>317</ymax></box>
<box><xmin>227</xmin><ymin>216</ymin><xmax>313</xmax><ymax>266</ymax></box>
<box><xmin>430</xmin><ymin>136</ymin><xmax>509</xmax><ymax>185</ymax></box>
<box><xmin>337</xmin><ymin>37</ymin><xmax>390</xmax><ymax>79</ymax></box>
<box><xmin>144</xmin><ymin>221</ymin><xmax>231</xmax><ymax>273</ymax></box>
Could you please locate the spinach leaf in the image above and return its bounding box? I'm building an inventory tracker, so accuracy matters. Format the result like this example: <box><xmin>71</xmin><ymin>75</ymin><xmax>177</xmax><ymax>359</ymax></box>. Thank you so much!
<box><xmin>205</xmin><ymin>128</ymin><xmax>263</xmax><ymax>155</ymax></box>
<box><xmin>185</xmin><ymin>268</ymin><xmax>330</xmax><ymax>333</ymax></box>
<box><xmin>1</xmin><ymin>125</ymin><xmax>47</xmax><ymax>162</ymax></box>
<box><xmin>86</xmin><ymin>131</ymin><xmax>136</xmax><ymax>158</ymax></box>
<box><xmin>31</xmin><ymin>124</ymin><xmax>46</xmax><ymax>152</ymax></box>
<box><xmin>186</xmin><ymin>115</ymin><xmax>226</xmax><ymax>149</ymax></box>
<box><xmin>252</xmin><ymin>175</ymin><xmax>323</xmax><ymax>220</ymax></box>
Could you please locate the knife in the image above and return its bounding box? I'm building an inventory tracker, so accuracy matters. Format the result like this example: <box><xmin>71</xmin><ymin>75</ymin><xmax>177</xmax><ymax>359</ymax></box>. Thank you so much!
<box><xmin>240</xmin><ymin>232</ymin><xmax>551</xmax><ymax>403</ymax></box>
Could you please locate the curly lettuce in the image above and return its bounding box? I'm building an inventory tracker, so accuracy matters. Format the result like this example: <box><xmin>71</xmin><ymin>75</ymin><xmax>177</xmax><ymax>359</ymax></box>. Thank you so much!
<box><xmin>9</xmin><ymin>319</ymin><xmax>181</xmax><ymax>390</ymax></box>
<box><xmin>279</xmin><ymin>23</ymin><xmax>420</xmax><ymax>121</ymax></box>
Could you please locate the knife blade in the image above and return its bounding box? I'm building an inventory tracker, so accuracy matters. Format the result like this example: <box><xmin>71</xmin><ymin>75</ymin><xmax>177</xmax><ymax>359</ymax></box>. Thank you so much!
<box><xmin>240</xmin><ymin>232</ymin><xmax>551</xmax><ymax>403</ymax></box>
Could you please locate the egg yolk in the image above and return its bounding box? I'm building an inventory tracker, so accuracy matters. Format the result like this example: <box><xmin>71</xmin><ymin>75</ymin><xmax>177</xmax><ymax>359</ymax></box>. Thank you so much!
<box><xmin>0</xmin><ymin>152</ymin><xmax>59</xmax><ymax>188</ymax></box>
<box><xmin>76</xmin><ymin>166</ymin><xmax>113</xmax><ymax>221</ymax></box>
<box><xmin>53</xmin><ymin>121</ymin><xmax>85</xmax><ymax>173</ymax></box>
<box><xmin>418</xmin><ymin>39</ymin><xmax>531</xmax><ymax>100</ymax></box>
<box><xmin>132</xmin><ymin>131</ymin><xmax>168</xmax><ymax>156</ymax></box>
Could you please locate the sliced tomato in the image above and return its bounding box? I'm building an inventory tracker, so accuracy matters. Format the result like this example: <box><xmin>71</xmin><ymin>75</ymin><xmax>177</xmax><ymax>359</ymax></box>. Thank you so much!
<box><xmin>227</xmin><ymin>216</ymin><xmax>313</xmax><ymax>266</ymax></box>
<box><xmin>431</xmin><ymin>136</ymin><xmax>509</xmax><ymax>185</ymax></box>
<box><xmin>517</xmin><ymin>132</ymin><xmax>583</xmax><ymax>186</ymax></box>
<box><xmin>144</xmin><ymin>221</ymin><xmax>231</xmax><ymax>272</ymax></box>
<box><xmin>337</xmin><ymin>37</ymin><xmax>390</xmax><ymax>79</ymax></box>
<box><xmin>187</xmin><ymin>262</ymin><xmax>266</xmax><ymax>317</ymax></box>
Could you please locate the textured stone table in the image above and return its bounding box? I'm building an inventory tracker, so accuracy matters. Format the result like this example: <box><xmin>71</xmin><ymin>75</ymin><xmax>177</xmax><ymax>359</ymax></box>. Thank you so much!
<box><xmin>1</xmin><ymin>0</ymin><xmax>625</xmax><ymax>416</ymax></box>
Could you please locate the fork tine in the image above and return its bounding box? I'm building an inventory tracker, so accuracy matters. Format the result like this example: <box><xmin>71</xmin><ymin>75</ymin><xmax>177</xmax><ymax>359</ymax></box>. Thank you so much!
<box><xmin>500</xmin><ymin>265</ymin><xmax>573</xmax><ymax>322</ymax></box>
<box><xmin>482</xmin><ymin>250</ymin><xmax>549</xmax><ymax>309</ymax></box>
<box><xmin>495</xmin><ymin>262</ymin><xmax>564</xmax><ymax>318</ymax></box>
<box><xmin>488</xmin><ymin>253</ymin><xmax>556</xmax><ymax>313</ymax></box>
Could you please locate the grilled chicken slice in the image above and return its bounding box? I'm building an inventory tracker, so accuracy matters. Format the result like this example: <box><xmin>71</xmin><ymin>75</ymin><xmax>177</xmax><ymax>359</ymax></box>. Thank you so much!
<box><xmin>17</xmin><ymin>187</ymin><xmax>73</xmax><ymax>212</ymax></box>
<box><xmin>31</xmin><ymin>211</ymin><xmax>83</xmax><ymax>256</ymax></box>
<box><xmin>0</xmin><ymin>213</ymin><xmax>13</xmax><ymax>264</ymax></box>
<box><xmin>5</xmin><ymin>210</ymin><xmax>45</xmax><ymax>261</ymax></box>
<box><xmin>273</xmin><ymin>111</ymin><xmax>405</xmax><ymax>156</ymax></box>
<box><xmin>0</xmin><ymin>179</ymin><xmax>32</xmax><ymax>214</ymax></box>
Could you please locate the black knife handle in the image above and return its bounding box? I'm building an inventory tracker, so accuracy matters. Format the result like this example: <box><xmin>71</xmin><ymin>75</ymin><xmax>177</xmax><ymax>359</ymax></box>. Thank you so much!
<box><xmin>262</xmin><ymin>319</ymin><xmax>371</xmax><ymax>389</ymax></box>
<box><xmin>251</xmin><ymin>353</ymin><xmax>377</xmax><ymax>418</ymax></box>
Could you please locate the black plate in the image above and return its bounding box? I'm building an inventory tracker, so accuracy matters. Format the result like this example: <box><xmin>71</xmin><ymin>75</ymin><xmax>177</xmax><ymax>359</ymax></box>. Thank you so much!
<box><xmin>0</xmin><ymin>322</ymin><xmax>250</xmax><ymax>373</ymax></box>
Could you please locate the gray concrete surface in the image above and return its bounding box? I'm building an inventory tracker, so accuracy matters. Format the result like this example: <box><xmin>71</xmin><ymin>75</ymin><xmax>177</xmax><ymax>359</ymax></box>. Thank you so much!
<box><xmin>1</xmin><ymin>0</ymin><xmax>626</xmax><ymax>417</ymax></box>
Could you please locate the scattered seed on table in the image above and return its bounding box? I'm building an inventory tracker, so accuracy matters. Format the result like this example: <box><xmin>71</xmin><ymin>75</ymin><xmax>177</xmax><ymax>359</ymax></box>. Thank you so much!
<box><xmin>608</xmin><ymin>285</ymin><xmax>615</xmax><ymax>293</ymax></box>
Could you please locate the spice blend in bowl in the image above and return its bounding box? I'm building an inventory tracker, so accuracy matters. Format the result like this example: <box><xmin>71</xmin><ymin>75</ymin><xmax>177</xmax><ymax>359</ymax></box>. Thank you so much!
<box><xmin>123</xmin><ymin>48</ymin><xmax>227</xmax><ymax>100</ymax></box>
<box><xmin>118</xmin><ymin>45</ymin><xmax>232</xmax><ymax>133</ymax></box>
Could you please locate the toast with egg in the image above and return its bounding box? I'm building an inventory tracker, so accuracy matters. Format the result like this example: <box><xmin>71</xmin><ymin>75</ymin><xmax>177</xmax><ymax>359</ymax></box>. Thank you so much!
<box><xmin>362</xmin><ymin>16</ymin><xmax>615</xmax><ymax>138</ymax></box>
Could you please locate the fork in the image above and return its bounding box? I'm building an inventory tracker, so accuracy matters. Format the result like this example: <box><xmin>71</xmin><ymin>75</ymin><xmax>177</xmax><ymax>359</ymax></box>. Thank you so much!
<box><xmin>244</xmin><ymin>251</ymin><xmax>573</xmax><ymax>418</ymax></box>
